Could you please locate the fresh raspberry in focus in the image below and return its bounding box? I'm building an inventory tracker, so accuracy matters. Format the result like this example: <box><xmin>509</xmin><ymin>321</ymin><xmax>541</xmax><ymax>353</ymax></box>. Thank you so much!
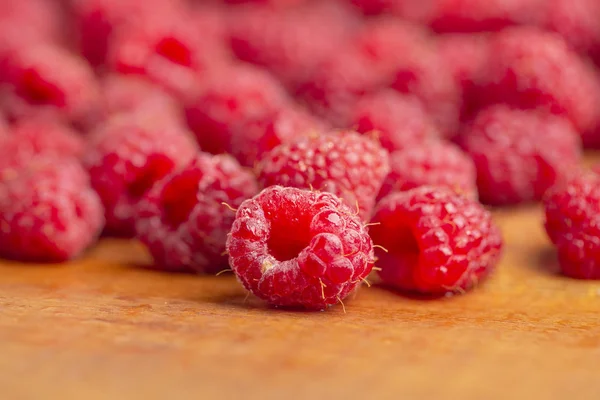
<box><xmin>458</xmin><ymin>106</ymin><xmax>582</xmax><ymax>206</ymax></box>
<box><xmin>185</xmin><ymin>63</ymin><xmax>290</xmax><ymax>155</ymax></box>
<box><xmin>0</xmin><ymin>159</ymin><xmax>104</xmax><ymax>263</ymax></box>
<box><xmin>227</xmin><ymin>186</ymin><xmax>375</xmax><ymax>310</ymax></box>
<box><xmin>229</xmin><ymin>106</ymin><xmax>328</xmax><ymax>167</ymax></box>
<box><xmin>544</xmin><ymin>171</ymin><xmax>600</xmax><ymax>279</ymax></box>
<box><xmin>347</xmin><ymin>90</ymin><xmax>439</xmax><ymax>152</ymax></box>
<box><xmin>257</xmin><ymin>130</ymin><xmax>390</xmax><ymax>220</ymax></box>
<box><xmin>379</xmin><ymin>140</ymin><xmax>477</xmax><ymax>200</ymax></box>
<box><xmin>136</xmin><ymin>153</ymin><xmax>258</xmax><ymax>273</ymax></box>
<box><xmin>85</xmin><ymin>115</ymin><xmax>198</xmax><ymax>236</ymax></box>
<box><xmin>370</xmin><ymin>186</ymin><xmax>503</xmax><ymax>294</ymax></box>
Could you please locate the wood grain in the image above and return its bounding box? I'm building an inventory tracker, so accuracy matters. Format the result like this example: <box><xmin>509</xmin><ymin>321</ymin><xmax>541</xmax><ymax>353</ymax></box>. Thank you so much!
<box><xmin>1</xmin><ymin>205</ymin><xmax>600</xmax><ymax>400</ymax></box>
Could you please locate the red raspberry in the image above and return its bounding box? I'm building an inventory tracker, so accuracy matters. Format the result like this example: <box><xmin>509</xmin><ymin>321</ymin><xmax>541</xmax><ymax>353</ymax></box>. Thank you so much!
<box><xmin>458</xmin><ymin>106</ymin><xmax>582</xmax><ymax>206</ymax></box>
<box><xmin>295</xmin><ymin>48</ymin><xmax>387</xmax><ymax>126</ymax></box>
<box><xmin>379</xmin><ymin>140</ymin><xmax>477</xmax><ymax>200</ymax></box>
<box><xmin>228</xmin><ymin>4</ymin><xmax>353</xmax><ymax>88</ymax></box>
<box><xmin>136</xmin><ymin>153</ymin><xmax>258</xmax><ymax>273</ymax></box>
<box><xmin>257</xmin><ymin>130</ymin><xmax>390</xmax><ymax>220</ymax></box>
<box><xmin>107</xmin><ymin>8</ymin><xmax>228</xmax><ymax>99</ymax></box>
<box><xmin>227</xmin><ymin>186</ymin><xmax>375</xmax><ymax>310</ymax></box>
<box><xmin>100</xmin><ymin>74</ymin><xmax>182</xmax><ymax>125</ymax></box>
<box><xmin>437</xmin><ymin>33</ymin><xmax>490</xmax><ymax>93</ymax></box>
<box><xmin>71</xmin><ymin>0</ymin><xmax>179</xmax><ymax>67</ymax></box>
<box><xmin>85</xmin><ymin>116</ymin><xmax>198</xmax><ymax>236</ymax></box>
<box><xmin>229</xmin><ymin>106</ymin><xmax>328</xmax><ymax>167</ymax></box>
<box><xmin>347</xmin><ymin>90</ymin><xmax>439</xmax><ymax>152</ymax></box>
<box><xmin>185</xmin><ymin>64</ymin><xmax>290</xmax><ymax>155</ymax></box>
<box><xmin>370</xmin><ymin>186</ymin><xmax>503</xmax><ymax>294</ymax></box>
<box><xmin>477</xmin><ymin>28</ymin><xmax>600</xmax><ymax>141</ymax></box>
<box><xmin>0</xmin><ymin>119</ymin><xmax>85</xmax><ymax>178</ymax></box>
<box><xmin>544</xmin><ymin>171</ymin><xmax>600</xmax><ymax>279</ymax></box>
<box><xmin>0</xmin><ymin>159</ymin><xmax>104</xmax><ymax>263</ymax></box>
<box><xmin>540</xmin><ymin>0</ymin><xmax>600</xmax><ymax>64</ymax></box>
<box><xmin>0</xmin><ymin>44</ymin><xmax>100</xmax><ymax>127</ymax></box>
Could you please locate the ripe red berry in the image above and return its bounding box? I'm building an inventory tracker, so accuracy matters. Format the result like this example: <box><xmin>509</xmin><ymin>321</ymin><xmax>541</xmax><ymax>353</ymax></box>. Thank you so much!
<box><xmin>227</xmin><ymin>186</ymin><xmax>375</xmax><ymax>310</ymax></box>
<box><xmin>459</xmin><ymin>106</ymin><xmax>582</xmax><ymax>205</ymax></box>
<box><xmin>544</xmin><ymin>171</ymin><xmax>600</xmax><ymax>279</ymax></box>
<box><xmin>185</xmin><ymin>64</ymin><xmax>290</xmax><ymax>155</ymax></box>
<box><xmin>257</xmin><ymin>130</ymin><xmax>390</xmax><ymax>220</ymax></box>
<box><xmin>379</xmin><ymin>140</ymin><xmax>477</xmax><ymax>200</ymax></box>
<box><xmin>477</xmin><ymin>27</ymin><xmax>600</xmax><ymax>142</ymax></box>
<box><xmin>229</xmin><ymin>106</ymin><xmax>328</xmax><ymax>167</ymax></box>
<box><xmin>85</xmin><ymin>115</ymin><xmax>198</xmax><ymax>236</ymax></box>
<box><xmin>136</xmin><ymin>153</ymin><xmax>258</xmax><ymax>273</ymax></box>
<box><xmin>0</xmin><ymin>159</ymin><xmax>104</xmax><ymax>262</ymax></box>
<box><xmin>0</xmin><ymin>44</ymin><xmax>100</xmax><ymax>127</ymax></box>
<box><xmin>347</xmin><ymin>90</ymin><xmax>439</xmax><ymax>152</ymax></box>
<box><xmin>370</xmin><ymin>186</ymin><xmax>503</xmax><ymax>294</ymax></box>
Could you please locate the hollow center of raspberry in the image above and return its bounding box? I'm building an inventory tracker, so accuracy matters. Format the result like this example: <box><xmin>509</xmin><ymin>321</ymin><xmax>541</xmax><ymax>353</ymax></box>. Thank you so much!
<box><xmin>160</xmin><ymin>169</ymin><xmax>202</xmax><ymax>228</ymax></box>
<box><xmin>128</xmin><ymin>154</ymin><xmax>174</xmax><ymax>199</ymax></box>
<box><xmin>381</xmin><ymin>223</ymin><xmax>421</xmax><ymax>269</ymax></box>
<box><xmin>19</xmin><ymin>69</ymin><xmax>65</xmax><ymax>106</ymax></box>
<box><xmin>155</xmin><ymin>37</ymin><xmax>193</xmax><ymax>67</ymax></box>
<box><xmin>267</xmin><ymin>215</ymin><xmax>312</xmax><ymax>262</ymax></box>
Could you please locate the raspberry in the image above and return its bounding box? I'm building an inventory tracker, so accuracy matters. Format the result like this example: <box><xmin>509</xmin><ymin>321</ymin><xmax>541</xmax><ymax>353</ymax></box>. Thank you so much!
<box><xmin>0</xmin><ymin>159</ymin><xmax>104</xmax><ymax>263</ymax></box>
<box><xmin>476</xmin><ymin>28</ymin><xmax>600</xmax><ymax>141</ymax></box>
<box><xmin>107</xmin><ymin>7</ymin><xmax>228</xmax><ymax>99</ymax></box>
<box><xmin>379</xmin><ymin>140</ymin><xmax>477</xmax><ymax>200</ymax></box>
<box><xmin>184</xmin><ymin>64</ymin><xmax>290</xmax><ymax>155</ymax></box>
<box><xmin>227</xmin><ymin>186</ymin><xmax>375</xmax><ymax>310</ymax></box>
<box><xmin>0</xmin><ymin>119</ymin><xmax>85</xmax><ymax>178</ymax></box>
<box><xmin>229</xmin><ymin>106</ymin><xmax>328</xmax><ymax>167</ymax></box>
<box><xmin>540</xmin><ymin>0</ymin><xmax>600</xmax><ymax>64</ymax></box>
<box><xmin>257</xmin><ymin>130</ymin><xmax>390</xmax><ymax>220</ymax></box>
<box><xmin>437</xmin><ymin>33</ymin><xmax>490</xmax><ymax>93</ymax></box>
<box><xmin>72</xmin><ymin>0</ymin><xmax>179</xmax><ymax>67</ymax></box>
<box><xmin>100</xmin><ymin>74</ymin><xmax>182</xmax><ymax>125</ymax></box>
<box><xmin>85</xmin><ymin>115</ymin><xmax>198</xmax><ymax>236</ymax></box>
<box><xmin>136</xmin><ymin>153</ymin><xmax>258</xmax><ymax>273</ymax></box>
<box><xmin>370</xmin><ymin>186</ymin><xmax>503</xmax><ymax>294</ymax></box>
<box><xmin>458</xmin><ymin>106</ymin><xmax>582</xmax><ymax>206</ymax></box>
<box><xmin>228</xmin><ymin>4</ymin><xmax>353</xmax><ymax>88</ymax></box>
<box><xmin>295</xmin><ymin>48</ymin><xmax>386</xmax><ymax>126</ymax></box>
<box><xmin>347</xmin><ymin>90</ymin><xmax>439</xmax><ymax>152</ymax></box>
<box><xmin>0</xmin><ymin>44</ymin><xmax>100</xmax><ymax>127</ymax></box>
<box><xmin>544</xmin><ymin>171</ymin><xmax>600</xmax><ymax>279</ymax></box>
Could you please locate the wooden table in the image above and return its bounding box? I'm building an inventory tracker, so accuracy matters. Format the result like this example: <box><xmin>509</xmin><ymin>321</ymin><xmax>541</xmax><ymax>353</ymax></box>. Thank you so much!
<box><xmin>1</xmin><ymin>205</ymin><xmax>599</xmax><ymax>400</ymax></box>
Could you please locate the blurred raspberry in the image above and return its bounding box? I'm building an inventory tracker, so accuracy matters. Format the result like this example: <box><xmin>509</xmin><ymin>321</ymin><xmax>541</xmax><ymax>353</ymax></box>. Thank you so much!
<box><xmin>370</xmin><ymin>186</ymin><xmax>503</xmax><ymax>294</ymax></box>
<box><xmin>136</xmin><ymin>153</ymin><xmax>258</xmax><ymax>273</ymax></box>
<box><xmin>476</xmin><ymin>27</ymin><xmax>600</xmax><ymax>143</ymax></box>
<box><xmin>347</xmin><ymin>90</ymin><xmax>439</xmax><ymax>152</ymax></box>
<box><xmin>0</xmin><ymin>44</ymin><xmax>101</xmax><ymax>127</ymax></box>
<box><xmin>459</xmin><ymin>106</ymin><xmax>582</xmax><ymax>205</ymax></box>
<box><xmin>258</xmin><ymin>130</ymin><xmax>390</xmax><ymax>219</ymax></box>
<box><xmin>229</xmin><ymin>106</ymin><xmax>328</xmax><ymax>167</ymax></box>
<box><xmin>85</xmin><ymin>115</ymin><xmax>198</xmax><ymax>236</ymax></box>
<box><xmin>185</xmin><ymin>63</ymin><xmax>290</xmax><ymax>155</ymax></box>
<box><xmin>0</xmin><ymin>159</ymin><xmax>104</xmax><ymax>263</ymax></box>
<box><xmin>379</xmin><ymin>140</ymin><xmax>477</xmax><ymax>200</ymax></box>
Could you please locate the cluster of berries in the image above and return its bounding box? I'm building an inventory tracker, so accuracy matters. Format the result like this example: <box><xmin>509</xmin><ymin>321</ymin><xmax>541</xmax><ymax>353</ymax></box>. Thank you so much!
<box><xmin>1</xmin><ymin>0</ymin><xmax>599</xmax><ymax>310</ymax></box>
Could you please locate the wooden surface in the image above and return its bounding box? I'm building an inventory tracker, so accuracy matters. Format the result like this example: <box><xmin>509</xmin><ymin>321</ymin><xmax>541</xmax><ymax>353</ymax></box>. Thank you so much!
<box><xmin>1</xmin><ymin>205</ymin><xmax>600</xmax><ymax>400</ymax></box>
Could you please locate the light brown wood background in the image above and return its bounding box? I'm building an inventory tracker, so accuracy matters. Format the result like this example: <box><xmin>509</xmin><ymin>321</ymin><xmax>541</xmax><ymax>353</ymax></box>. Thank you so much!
<box><xmin>1</xmin><ymin>204</ymin><xmax>599</xmax><ymax>400</ymax></box>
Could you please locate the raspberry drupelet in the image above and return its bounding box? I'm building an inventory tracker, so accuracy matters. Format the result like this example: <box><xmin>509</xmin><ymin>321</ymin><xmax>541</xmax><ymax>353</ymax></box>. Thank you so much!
<box><xmin>227</xmin><ymin>186</ymin><xmax>375</xmax><ymax>310</ymax></box>
<box><xmin>0</xmin><ymin>159</ymin><xmax>104</xmax><ymax>263</ymax></box>
<box><xmin>544</xmin><ymin>171</ymin><xmax>600</xmax><ymax>279</ymax></box>
<box><xmin>347</xmin><ymin>90</ymin><xmax>439</xmax><ymax>152</ymax></box>
<box><xmin>458</xmin><ymin>106</ymin><xmax>582</xmax><ymax>206</ymax></box>
<box><xmin>379</xmin><ymin>140</ymin><xmax>477</xmax><ymax>200</ymax></box>
<box><xmin>85</xmin><ymin>115</ymin><xmax>198</xmax><ymax>236</ymax></box>
<box><xmin>370</xmin><ymin>186</ymin><xmax>503</xmax><ymax>295</ymax></box>
<box><xmin>257</xmin><ymin>130</ymin><xmax>390</xmax><ymax>220</ymax></box>
<box><xmin>136</xmin><ymin>153</ymin><xmax>258</xmax><ymax>273</ymax></box>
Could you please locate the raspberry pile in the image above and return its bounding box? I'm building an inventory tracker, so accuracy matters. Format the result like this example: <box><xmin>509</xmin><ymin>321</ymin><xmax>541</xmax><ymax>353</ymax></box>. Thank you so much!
<box><xmin>2</xmin><ymin>0</ymin><xmax>600</xmax><ymax>312</ymax></box>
